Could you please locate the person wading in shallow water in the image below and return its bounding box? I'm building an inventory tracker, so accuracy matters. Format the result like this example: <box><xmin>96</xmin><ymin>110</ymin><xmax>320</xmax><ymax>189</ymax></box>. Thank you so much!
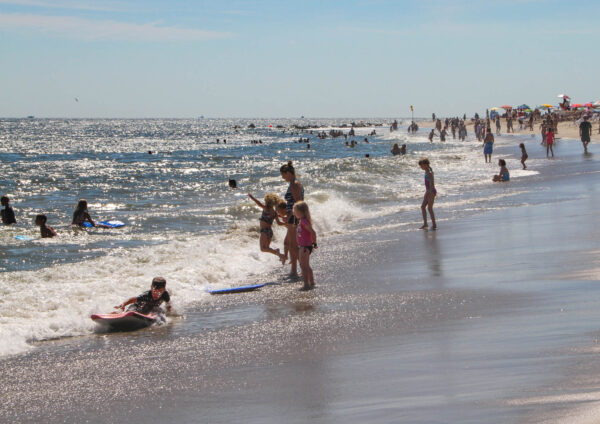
<box><xmin>280</xmin><ymin>161</ymin><xmax>304</xmax><ymax>278</ymax></box>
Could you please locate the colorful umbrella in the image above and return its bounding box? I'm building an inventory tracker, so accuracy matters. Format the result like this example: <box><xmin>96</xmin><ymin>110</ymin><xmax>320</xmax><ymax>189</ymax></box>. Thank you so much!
<box><xmin>538</xmin><ymin>104</ymin><xmax>553</xmax><ymax>108</ymax></box>
<box><xmin>571</xmin><ymin>103</ymin><xmax>583</xmax><ymax>108</ymax></box>
<box><xmin>500</xmin><ymin>105</ymin><xmax>513</xmax><ymax>110</ymax></box>
<box><xmin>517</xmin><ymin>104</ymin><xmax>531</xmax><ymax>110</ymax></box>
<box><xmin>584</xmin><ymin>102</ymin><xmax>594</xmax><ymax>108</ymax></box>
<box><xmin>557</xmin><ymin>94</ymin><xmax>570</xmax><ymax>99</ymax></box>
<box><xmin>490</xmin><ymin>107</ymin><xmax>502</xmax><ymax>111</ymax></box>
<box><xmin>523</xmin><ymin>109</ymin><xmax>533</xmax><ymax>113</ymax></box>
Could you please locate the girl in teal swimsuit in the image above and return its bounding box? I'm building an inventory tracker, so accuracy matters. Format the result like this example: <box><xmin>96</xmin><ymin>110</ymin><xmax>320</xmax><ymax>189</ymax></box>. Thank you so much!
<box><xmin>248</xmin><ymin>193</ymin><xmax>286</xmax><ymax>263</ymax></box>
<box><xmin>418</xmin><ymin>158</ymin><xmax>437</xmax><ymax>230</ymax></box>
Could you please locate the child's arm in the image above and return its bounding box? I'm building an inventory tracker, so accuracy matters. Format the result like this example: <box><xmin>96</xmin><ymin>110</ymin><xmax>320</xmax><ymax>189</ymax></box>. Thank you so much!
<box><xmin>247</xmin><ymin>194</ymin><xmax>265</xmax><ymax>209</ymax></box>
<box><xmin>275</xmin><ymin>216</ymin><xmax>286</xmax><ymax>226</ymax></box>
<box><xmin>116</xmin><ymin>297</ymin><xmax>137</xmax><ymax>310</ymax></box>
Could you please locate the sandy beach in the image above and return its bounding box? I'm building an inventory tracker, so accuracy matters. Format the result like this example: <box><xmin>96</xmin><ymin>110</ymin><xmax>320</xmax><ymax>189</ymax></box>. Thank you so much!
<box><xmin>1</xmin><ymin>131</ymin><xmax>599</xmax><ymax>423</ymax></box>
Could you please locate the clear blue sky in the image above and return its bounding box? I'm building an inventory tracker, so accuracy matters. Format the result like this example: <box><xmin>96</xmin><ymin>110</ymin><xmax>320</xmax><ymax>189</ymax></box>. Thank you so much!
<box><xmin>1</xmin><ymin>0</ymin><xmax>598</xmax><ymax>118</ymax></box>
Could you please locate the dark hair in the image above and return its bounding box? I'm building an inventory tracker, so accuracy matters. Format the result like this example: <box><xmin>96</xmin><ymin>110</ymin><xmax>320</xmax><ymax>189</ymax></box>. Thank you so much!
<box><xmin>280</xmin><ymin>161</ymin><xmax>295</xmax><ymax>176</ymax></box>
<box><xmin>519</xmin><ymin>143</ymin><xmax>524</xmax><ymax>148</ymax></box>
<box><xmin>499</xmin><ymin>159</ymin><xmax>506</xmax><ymax>167</ymax></box>
<box><xmin>151</xmin><ymin>277</ymin><xmax>166</xmax><ymax>289</ymax></box>
<box><xmin>1</xmin><ymin>195</ymin><xmax>9</xmax><ymax>204</ymax></box>
<box><xmin>36</xmin><ymin>214</ymin><xmax>47</xmax><ymax>224</ymax></box>
<box><xmin>418</xmin><ymin>158</ymin><xmax>430</xmax><ymax>167</ymax></box>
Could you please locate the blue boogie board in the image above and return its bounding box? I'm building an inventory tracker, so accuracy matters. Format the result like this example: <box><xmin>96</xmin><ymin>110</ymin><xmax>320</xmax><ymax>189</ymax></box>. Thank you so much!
<box><xmin>208</xmin><ymin>284</ymin><xmax>265</xmax><ymax>295</ymax></box>
<box><xmin>14</xmin><ymin>235</ymin><xmax>35</xmax><ymax>241</ymax></box>
<box><xmin>83</xmin><ymin>220</ymin><xmax>125</xmax><ymax>228</ymax></box>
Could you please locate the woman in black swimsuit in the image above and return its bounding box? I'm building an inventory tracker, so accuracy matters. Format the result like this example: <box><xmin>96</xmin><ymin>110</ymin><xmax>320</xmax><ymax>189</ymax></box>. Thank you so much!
<box><xmin>248</xmin><ymin>193</ymin><xmax>286</xmax><ymax>263</ymax></box>
<box><xmin>280</xmin><ymin>161</ymin><xmax>304</xmax><ymax>277</ymax></box>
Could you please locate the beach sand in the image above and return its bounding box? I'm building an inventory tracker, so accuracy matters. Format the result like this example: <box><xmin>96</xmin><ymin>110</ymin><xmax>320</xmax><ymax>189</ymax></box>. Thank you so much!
<box><xmin>1</xmin><ymin>134</ymin><xmax>599</xmax><ymax>423</ymax></box>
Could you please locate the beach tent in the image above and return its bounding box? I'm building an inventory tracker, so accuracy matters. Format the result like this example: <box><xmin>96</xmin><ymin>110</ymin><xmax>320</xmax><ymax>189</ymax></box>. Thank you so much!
<box><xmin>517</xmin><ymin>104</ymin><xmax>531</xmax><ymax>110</ymax></box>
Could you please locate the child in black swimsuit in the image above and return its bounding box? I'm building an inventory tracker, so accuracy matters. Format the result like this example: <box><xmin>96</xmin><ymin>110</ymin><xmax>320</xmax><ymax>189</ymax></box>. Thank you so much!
<box><xmin>248</xmin><ymin>193</ymin><xmax>286</xmax><ymax>263</ymax></box>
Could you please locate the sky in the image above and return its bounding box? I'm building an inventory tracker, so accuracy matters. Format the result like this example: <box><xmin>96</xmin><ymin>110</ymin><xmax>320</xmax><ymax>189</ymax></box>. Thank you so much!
<box><xmin>1</xmin><ymin>0</ymin><xmax>599</xmax><ymax>118</ymax></box>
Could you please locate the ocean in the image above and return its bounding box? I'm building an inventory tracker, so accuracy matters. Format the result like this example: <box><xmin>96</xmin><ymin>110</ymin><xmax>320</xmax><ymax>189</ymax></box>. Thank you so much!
<box><xmin>0</xmin><ymin>118</ymin><xmax>541</xmax><ymax>357</ymax></box>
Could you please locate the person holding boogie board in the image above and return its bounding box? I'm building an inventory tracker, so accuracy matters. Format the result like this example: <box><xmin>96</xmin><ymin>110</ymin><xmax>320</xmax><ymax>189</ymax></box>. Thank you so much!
<box><xmin>116</xmin><ymin>277</ymin><xmax>172</xmax><ymax>315</ymax></box>
<box><xmin>71</xmin><ymin>199</ymin><xmax>96</xmax><ymax>227</ymax></box>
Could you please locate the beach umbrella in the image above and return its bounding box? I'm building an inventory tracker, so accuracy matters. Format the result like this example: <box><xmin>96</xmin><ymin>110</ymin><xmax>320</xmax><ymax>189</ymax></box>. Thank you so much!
<box><xmin>500</xmin><ymin>105</ymin><xmax>513</xmax><ymax>110</ymax></box>
<box><xmin>490</xmin><ymin>107</ymin><xmax>502</xmax><ymax>111</ymax></box>
<box><xmin>537</xmin><ymin>104</ymin><xmax>553</xmax><ymax>109</ymax></box>
<box><xmin>557</xmin><ymin>94</ymin><xmax>570</xmax><ymax>99</ymax></box>
<box><xmin>584</xmin><ymin>102</ymin><xmax>594</xmax><ymax>108</ymax></box>
<box><xmin>571</xmin><ymin>103</ymin><xmax>583</xmax><ymax>108</ymax></box>
<box><xmin>594</xmin><ymin>101</ymin><xmax>600</xmax><ymax>106</ymax></box>
<box><xmin>517</xmin><ymin>104</ymin><xmax>531</xmax><ymax>110</ymax></box>
<box><xmin>523</xmin><ymin>109</ymin><xmax>533</xmax><ymax>113</ymax></box>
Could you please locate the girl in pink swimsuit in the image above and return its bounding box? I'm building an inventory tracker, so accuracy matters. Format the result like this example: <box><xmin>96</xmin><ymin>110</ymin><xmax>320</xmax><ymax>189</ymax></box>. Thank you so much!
<box><xmin>293</xmin><ymin>201</ymin><xmax>317</xmax><ymax>290</ymax></box>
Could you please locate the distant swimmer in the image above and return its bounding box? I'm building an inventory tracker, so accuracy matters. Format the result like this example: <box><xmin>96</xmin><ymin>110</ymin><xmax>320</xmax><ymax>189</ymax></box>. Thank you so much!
<box><xmin>400</xmin><ymin>144</ymin><xmax>406</xmax><ymax>155</ymax></box>
<box><xmin>493</xmin><ymin>159</ymin><xmax>510</xmax><ymax>182</ymax></box>
<box><xmin>248</xmin><ymin>193</ymin><xmax>286</xmax><ymax>264</ymax></box>
<box><xmin>418</xmin><ymin>158</ymin><xmax>437</xmax><ymax>230</ymax></box>
<box><xmin>71</xmin><ymin>199</ymin><xmax>95</xmax><ymax>227</ymax></box>
<box><xmin>35</xmin><ymin>214</ymin><xmax>57</xmax><ymax>238</ymax></box>
<box><xmin>519</xmin><ymin>143</ymin><xmax>528</xmax><ymax>169</ymax></box>
<box><xmin>391</xmin><ymin>143</ymin><xmax>402</xmax><ymax>155</ymax></box>
<box><xmin>1</xmin><ymin>195</ymin><xmax>16</xmax><ymax>225</ymax></box>
<box><xmin>228</xmin><ymin>179</ymin><xmax>237</xmax><ymax>189</ymax></box>
<box><xmin>116</xmin><ymin>277</ymin><xmax>171</xmax><ymax>315</ymax></box>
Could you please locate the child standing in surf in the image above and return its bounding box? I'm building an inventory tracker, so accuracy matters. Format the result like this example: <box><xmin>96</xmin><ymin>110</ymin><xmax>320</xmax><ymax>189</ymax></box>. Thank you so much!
<box><xmin>293</xmin><ymin>201</ymin><xmax>317</xmax><ymax>290</ymax></box>
<box><xmin>248</xmin><ymin>193</ymin><xmax>287</xmax><ymax>263</ymax></box>
<box><xmin>419</xmin><ymin>158</ymin><xmax>437</xmax><ymax>230</ymax></box>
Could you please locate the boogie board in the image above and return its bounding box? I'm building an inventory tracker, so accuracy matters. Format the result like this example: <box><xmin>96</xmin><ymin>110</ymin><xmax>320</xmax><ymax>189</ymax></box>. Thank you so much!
<box><xmin>91</xmin><ymin>311</ymin><xmax>157</xmax><ymax>331</ymax></box>
<box><xmin>14</xmin><ymin>235</ymin><xmax>35</xmax><ymax>241</ymax></box>
<box><xmin>83</xmin><ymin>220</ymin><xmax>125</xmax><ymax>229</ymax></box>
<box><xmin>208</xmin><ymin>283</ymin><xmax>265</xmax><ymax>295</ymax></box>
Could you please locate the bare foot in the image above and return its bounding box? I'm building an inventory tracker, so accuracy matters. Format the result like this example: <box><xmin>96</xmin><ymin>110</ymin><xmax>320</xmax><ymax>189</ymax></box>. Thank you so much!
<box><xmin>431</xmin><ymin>225</ymin><xmax>437</xmax><ymax>230</ymax></box>
<box><xmin>279</xmin><ymin>254</ymin><xmax>286</xmax><ymax>265</ymax></box>
<box><xmin>300</xmin><ymin>285</ymin><xmax>312</xmax><ymax>291</ymax></box>
<box><xmin>419</xmin><ymin>225</ymin><xmax>428</xmax><ymax>230</ymax></box>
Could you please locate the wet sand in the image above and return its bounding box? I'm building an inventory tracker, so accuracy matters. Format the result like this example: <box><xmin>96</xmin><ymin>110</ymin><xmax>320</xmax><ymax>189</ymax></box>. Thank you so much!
<box><xmin>1</xmin><ymin>137</ymin><xmax>599</xmax><ymax>423</ymax></box>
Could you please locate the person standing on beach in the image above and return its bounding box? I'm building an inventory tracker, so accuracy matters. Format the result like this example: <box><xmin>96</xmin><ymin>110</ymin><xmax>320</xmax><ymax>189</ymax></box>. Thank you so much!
<box><xmin>483</xmin><ymin>128</ymin><xmax>494</xmax><ymax>163</ymax></box>
<box><xmin>579</xmin><ymin>115</ymin><xmax>592</xmax><ymax>153</ymax></box>
<box><xmin>545</xmin><ymin>127</ymin><xmax>555</xmax><ymax>158</ymax></box>
<box><xmin>418</xmin><ymin>158</ymin><xmax>437</xmax><ymax>230</ymax></box>
<box><xmin>280</xmin><ymin>161</ymin><xmax>304</xmax><ymax>277</ymax></box>
<box><xmin>495</xmin><ymin>117</ymin><xmax>501</xmax><ymax>135</ymax></box>
<box><xmin>428</xmin><ymin>129</ymin><xmax>436</xmax><ymax>143</ymax></box>
<box><xmin>519</xmin><ymin>143</ymin><xmax>528</xmax><ymax>169</ymax></box>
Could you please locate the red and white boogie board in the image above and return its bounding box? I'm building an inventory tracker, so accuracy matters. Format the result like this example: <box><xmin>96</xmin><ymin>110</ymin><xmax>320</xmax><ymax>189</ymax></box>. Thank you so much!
<box><xmin>91</xmin><ymin>311</ymin><xmax>158</xmax><ymax>331</ymax></box>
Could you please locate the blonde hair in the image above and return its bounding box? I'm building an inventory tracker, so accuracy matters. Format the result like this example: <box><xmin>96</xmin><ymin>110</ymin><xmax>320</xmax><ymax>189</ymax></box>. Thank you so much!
<box><xmin>264</xmin><ymin>192</ymin><xmax>281</xmax><ymax>208</ymax></box>
<box><xmin>293</xmin><ymin>201</ymin><xmax>312</xmax><ymax>224</ymax></box>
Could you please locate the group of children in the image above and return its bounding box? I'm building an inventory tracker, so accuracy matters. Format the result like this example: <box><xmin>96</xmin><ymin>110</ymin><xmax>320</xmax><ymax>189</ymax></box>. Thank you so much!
<box><xmin>248</xmin><ymin>191</ymin><xmax>317</xmax><ymax>291</ymax></box>
<box><xmin>1</xmin><ymin>197</ymin><xmax>104</xmax><ymax>238</ymax></box>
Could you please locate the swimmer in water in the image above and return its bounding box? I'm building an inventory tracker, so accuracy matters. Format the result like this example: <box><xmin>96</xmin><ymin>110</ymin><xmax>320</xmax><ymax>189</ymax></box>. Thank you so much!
<box><xmin>35</xmin><ymin>214</ymin><xmax>57</xmax><ymax>238</ymax></box>
<box><xmin>71</xmin><ymin>199</ymin><xmax>95</xmax><ymax>227</ymax></box>
<box><xmin>1</xmin><ymin>195</ymin><xmax>16</xmax><ymax>225</ymax></box>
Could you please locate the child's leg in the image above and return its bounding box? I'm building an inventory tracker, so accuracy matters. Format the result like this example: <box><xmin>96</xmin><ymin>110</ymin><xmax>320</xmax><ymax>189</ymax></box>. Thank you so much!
<box><xmin>260</xmin><ymin>232</ymin><xmax>284</xmax><ymax>262</ymax></box>
<box><xmin>428</xmin><ymin>195</ymin><xmax>437</xmax><ymax>229</ymax></box>
<box><xmin>287</xmin><ymin>226</ymin><xmax>299</xmax><ymax>276</ymax></box>
<box><xmin>298</xmin><ymin>248</ymin><xmax>311</xmax><ymax>289</ymax></box>
<box><xmin>420</xmin><ymin>196</ymin><xmax>428</xmax><ymax>228</ymax></box>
